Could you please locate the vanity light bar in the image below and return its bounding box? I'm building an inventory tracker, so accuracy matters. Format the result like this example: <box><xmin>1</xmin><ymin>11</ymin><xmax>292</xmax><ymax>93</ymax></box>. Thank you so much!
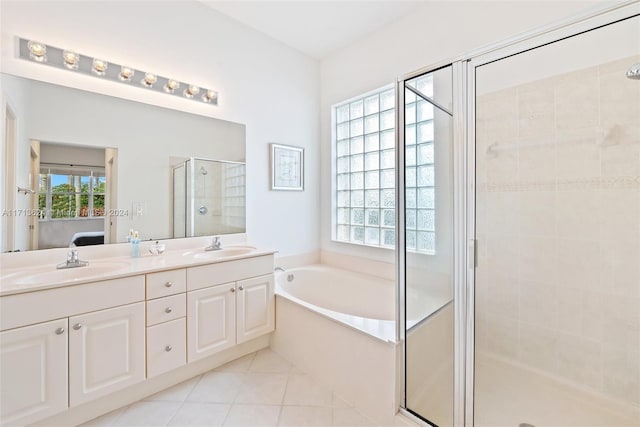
<box><xmin>18</xmin><ymin>38</ymin><xmax>219</xmax><ymax>106</ymax></box>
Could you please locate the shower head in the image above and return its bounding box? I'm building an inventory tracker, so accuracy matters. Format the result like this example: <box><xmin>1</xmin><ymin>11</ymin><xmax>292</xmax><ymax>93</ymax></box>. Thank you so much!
<box><xmin>627</xmin><ymin>63</ymin><xmax>640</xmax><ymax>80</ymax></box>
<box><xmin>199</xmin><ymin>166</ymin><xmax>208</xmax><ymax>175</ymax></box>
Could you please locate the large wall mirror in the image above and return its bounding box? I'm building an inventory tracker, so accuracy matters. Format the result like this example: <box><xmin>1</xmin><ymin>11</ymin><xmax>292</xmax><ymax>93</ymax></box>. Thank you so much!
<box><xmin>1</xmin><ymin>73</ymin><xmax>246</xmax><ymax>251</ymax></box>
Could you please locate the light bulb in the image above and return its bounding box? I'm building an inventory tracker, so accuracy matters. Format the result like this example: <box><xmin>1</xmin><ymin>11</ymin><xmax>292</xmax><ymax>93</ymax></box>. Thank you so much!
<box><xmin>164</xmin><ymin>79</ymin><xmax>180</xmax><ymax>93</ymax></box>
<box><xmin>62</xmin><ymin>51</ymin><xmax>79</xmax><ymax>70</ymax></box>
<box><xmin>119</xmin><ymin>66</ymin><xmax>134</xmax><ymax>82</ymax></box>
<box><xmin>92</xmin><ymin>59</ymin><xmax>108</xmax><ymax>76</ymax></box>
<box><xmin>202</xmin><ymin>89</ymin><xmax>217</xmax><ymax>103</ymax></box>
<box><xmin>183</xmin><ymin>85</ymin><xmax>200</xmax><ymax>99</ymax></box>
<box><xmin>142</xmin><ymin>73</ymin><xmax>157</xmax><ymax>88</ymax></box>
<box><xmin>27</xmin><ymin>41</ymin><xmax>47</xmax><ymax>62</ymax></box>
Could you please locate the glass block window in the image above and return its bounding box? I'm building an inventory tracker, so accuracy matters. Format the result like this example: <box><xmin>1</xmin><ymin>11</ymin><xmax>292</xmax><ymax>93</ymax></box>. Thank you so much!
<box><xmin>333</xmin><ymin>86</ymin><xmax>397</xmax><ymax>249</ymax></box>
<box><xmin>405</xmin><ymin>74</ymin><xmax>436</xmax><ymax>253</ymax></box>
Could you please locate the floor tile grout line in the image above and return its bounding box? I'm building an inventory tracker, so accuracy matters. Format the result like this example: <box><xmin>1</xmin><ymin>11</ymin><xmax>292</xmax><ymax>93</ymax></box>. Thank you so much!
<box><xmin>275</xmin><ymin>367</ymin><xmax>293</xmax><ymax>426</ymax></box>
<box><xmin>161</xmin><ymin>400</ymin><xmax>184</xmax><ymax>427</ymax></box>
<box><xmin>218</xmin><ymin>401</ymin><xmax>233</xmax><ymax>427</ymax></box>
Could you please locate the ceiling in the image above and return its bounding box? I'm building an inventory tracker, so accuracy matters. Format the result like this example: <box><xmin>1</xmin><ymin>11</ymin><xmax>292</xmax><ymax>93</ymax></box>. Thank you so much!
<box><xmin>200</xmin><ymin>1</ymin><xmax>424</xmax><ymax>60</ymax></box>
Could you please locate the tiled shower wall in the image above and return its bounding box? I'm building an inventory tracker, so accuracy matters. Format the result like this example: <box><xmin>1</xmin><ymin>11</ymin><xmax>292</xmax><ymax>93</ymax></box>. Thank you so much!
<box><xmin>475</xmin><ymin>55</ymin><xmax>640</xmax><ymax>407</ymax></box>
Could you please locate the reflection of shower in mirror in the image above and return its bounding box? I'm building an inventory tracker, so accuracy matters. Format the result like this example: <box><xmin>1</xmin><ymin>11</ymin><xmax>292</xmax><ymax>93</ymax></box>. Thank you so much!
<box><xmin>172</xmin><ymin>157</ymin><xmax>246</xmax><ymax>238</ymax></box>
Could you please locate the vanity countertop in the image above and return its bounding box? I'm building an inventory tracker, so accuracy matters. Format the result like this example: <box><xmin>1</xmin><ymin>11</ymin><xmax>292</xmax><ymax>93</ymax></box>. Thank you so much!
<box><xmin>0</xmin><ymin>245</ymin><xmax>276</xmax><ymax>297</ymax></box>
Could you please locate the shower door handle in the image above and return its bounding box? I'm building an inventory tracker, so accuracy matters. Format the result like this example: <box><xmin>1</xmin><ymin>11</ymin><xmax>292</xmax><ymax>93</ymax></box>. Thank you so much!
<box><xmin>468</xmin><ymin>239</ymin><xmax>477</xmax><ymax>270</ymax></box>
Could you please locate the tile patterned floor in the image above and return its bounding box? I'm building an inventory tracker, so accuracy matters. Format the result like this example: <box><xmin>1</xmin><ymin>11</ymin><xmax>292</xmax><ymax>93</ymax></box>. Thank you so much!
<box><xmin>81</xmin><ymin>348</ymin><xmax>382</xmax><ymax>427</ymax></box>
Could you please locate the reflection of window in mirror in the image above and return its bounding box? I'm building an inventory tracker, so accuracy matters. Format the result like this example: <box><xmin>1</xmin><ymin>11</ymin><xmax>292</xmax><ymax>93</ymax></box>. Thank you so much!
<box><xmin>35</xmin><ymin>142</ymin><xmax>109</xmax><ymax>250</ymax></box>
<box><xmin>38</xmin><ymin>168</ymin><xmax>106</xmax><ymax>220</ymax></box>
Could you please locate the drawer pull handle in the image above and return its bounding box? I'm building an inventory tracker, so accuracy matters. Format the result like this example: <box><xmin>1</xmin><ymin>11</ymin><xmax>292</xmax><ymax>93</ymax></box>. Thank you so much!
<box><xmin>73</xmin><ymin>323</ymin><xmax>82</xmax><ymax>330</ymax></box>
<box><xmin>230</xmin><ymin>288</ymin><xmax>235</xmax><ymax>293</ymax></box>
<box><xmin>165</xmin><ymin>281</ymin><xmax>173</xmax><ymax>288</ymax></box>
<box><xmin>238</xmin><ymin>285</ymin><xmax>244</xmax><ymax>291</ymax></box>
<box><xmin>55</xmin><ymin>327</ymin><xmax>65</xmax><ymax>335</ymax></box>
<box><xmin>165</xmin><ymin>307</ymin><xmax>173</xmax><ymax>314</ymax></box>
<box><xmin>165</xmin><ymin>345</ymin><xmax>172</xmax><ymax>352</ymax></box>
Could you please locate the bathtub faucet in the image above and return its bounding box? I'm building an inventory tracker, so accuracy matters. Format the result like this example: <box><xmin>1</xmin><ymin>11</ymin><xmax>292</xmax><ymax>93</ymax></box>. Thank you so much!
<box><xmin>205</xmin><ymin>236</ymin><xmax>222</xmax><ymax>251</ymax></box>
<box><xmin>274</xmin><ymin>267</ymin><xmax>285</xmax><ymax>273</ymax></box>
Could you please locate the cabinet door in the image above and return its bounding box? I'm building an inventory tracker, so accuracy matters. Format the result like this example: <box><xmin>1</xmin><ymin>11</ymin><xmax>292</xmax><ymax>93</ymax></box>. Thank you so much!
<box><xmin>69</xmin><ymin>302</ymin><xmax>145</xmax><ymax>406</ymax></box>
<box><xmin>236</xmin><ymin>274</ymin><xmax>274</xmax><ymax>344</ymax></box>
<box><xmin>187</xmin><ymin>283</ymin><xmax>235</xmax><ymax>362</ymax></box>
<box><xmin>0</xmin><ymin>319</ymin><xmax>68</xmax><ymax>426</ymax></box>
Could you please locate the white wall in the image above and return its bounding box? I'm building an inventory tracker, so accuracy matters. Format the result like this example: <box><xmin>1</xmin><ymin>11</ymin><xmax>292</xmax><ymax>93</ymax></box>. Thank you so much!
<box><xmin>319</xmin><ymin>0</ymin><xmax>608</xmax><ymax>262</ymax></box>
<box><xmin>0</xmin><ymin>0</ymin><xmax>320</xmax><ymax>257</ymax></box>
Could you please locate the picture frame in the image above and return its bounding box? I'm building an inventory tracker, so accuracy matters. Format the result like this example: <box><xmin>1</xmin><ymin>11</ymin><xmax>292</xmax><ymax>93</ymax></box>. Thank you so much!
<box><xmin>270</xmin><ymin>143</ymin><xmax>304</xmax><ymax>191</ymax></box>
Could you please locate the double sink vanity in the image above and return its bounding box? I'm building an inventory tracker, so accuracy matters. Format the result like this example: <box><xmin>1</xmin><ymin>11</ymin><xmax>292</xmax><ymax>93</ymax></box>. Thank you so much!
<box><xmin>0</xmin><ymin>239</ymin><xmax>276</xmax><ymax>426</ymax></box>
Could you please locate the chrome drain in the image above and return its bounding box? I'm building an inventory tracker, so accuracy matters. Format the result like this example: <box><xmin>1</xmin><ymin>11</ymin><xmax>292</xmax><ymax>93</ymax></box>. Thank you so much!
<box><xmin>519</xmin><ymin>423</ymin><xmax>535</xmax><ymax>427</ymax></box>
<box><xmin>287</xmin><ymin>273</ymin><xmax>294</xmax><ymax>282</ymax></box>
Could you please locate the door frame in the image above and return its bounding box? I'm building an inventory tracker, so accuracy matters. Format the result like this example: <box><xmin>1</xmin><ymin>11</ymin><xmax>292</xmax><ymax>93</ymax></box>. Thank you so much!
<box><xmin>2</xmin><ymin>102</ymin><xmax>17</xmax><ymax>252</ymax></box>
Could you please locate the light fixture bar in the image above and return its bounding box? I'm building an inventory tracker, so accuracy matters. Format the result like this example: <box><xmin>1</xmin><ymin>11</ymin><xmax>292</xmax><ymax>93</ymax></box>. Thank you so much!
<box><xmin>18</xmin><ymin>38</ymin><xmax>218</xmax><ymax>106</ymax></box>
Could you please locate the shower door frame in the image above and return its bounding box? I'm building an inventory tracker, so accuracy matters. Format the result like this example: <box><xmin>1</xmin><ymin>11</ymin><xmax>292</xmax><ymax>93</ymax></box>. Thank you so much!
<box><xmin>396</xmin><ymin>1</ymin><xmax>640</xmax><ymax>426</ymax></box>
<box><xmin>463</xmin><ymin>2</ymin><xmax>640</xmax><ymax>426</ymax></box>
<box><xmin>396</xmin><ymin>58</ymin><xmax>469</xmax><ymax>426</ymax></box>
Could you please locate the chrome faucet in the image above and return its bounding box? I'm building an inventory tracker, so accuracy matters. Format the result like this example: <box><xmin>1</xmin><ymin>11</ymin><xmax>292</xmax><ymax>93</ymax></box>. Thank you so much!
<box><xmin>274</xmin><ymin>267</ymin><xmax>285</xmax><ymax>273</ymax></box>
<box><xmin>205</xmin><ymin>236</ymin><xmax>222</xmax><ymax>251</ymax></box>
<box><xmin>56</xmin><ymin>249</ymin><xmax>89</xmax><ymax>269</ymax></box>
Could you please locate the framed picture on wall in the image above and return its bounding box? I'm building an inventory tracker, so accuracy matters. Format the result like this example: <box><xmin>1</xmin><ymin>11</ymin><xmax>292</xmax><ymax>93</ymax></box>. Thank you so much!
<box><xmin>270</xmin><ymin>143</ymin><xmax>304</xmax><ymax>191</ymax></box>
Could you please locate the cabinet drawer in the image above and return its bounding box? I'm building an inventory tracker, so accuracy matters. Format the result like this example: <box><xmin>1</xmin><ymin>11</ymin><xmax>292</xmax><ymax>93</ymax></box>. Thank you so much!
<box><xmin>0</xmin><ymin>276</ymin><xmax>145</xmax><ymax>331</ymax></box>
<box><xmin>146</xmin><ymin>293</ymin><xmax>185</xmax><ymax>326</ymax></box>
<box><xmin>146</xmin><ymin>269</ymin><xmax>186</xmax><ymax>299</ymax></box>
<box><xmin>146</xmin><ymin>318</ymin><xmax>186</xmax><ymax>378</ymax></box>
<box><xmin>187</xmin><ymin>255</ymin><xmax>273</xmax><ymax>291</ymax></box>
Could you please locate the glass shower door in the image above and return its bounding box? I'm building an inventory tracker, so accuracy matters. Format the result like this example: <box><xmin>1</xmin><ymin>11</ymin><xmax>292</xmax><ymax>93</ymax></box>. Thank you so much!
<box><xmin>403</xmin><ymin>64</ymin><xmax>455</xmax><ymax>426</ymax></box>
<box><xmin>474</xmin><ymin>14</ymin><xmax>640</xmax><ymax>427</ymax></box>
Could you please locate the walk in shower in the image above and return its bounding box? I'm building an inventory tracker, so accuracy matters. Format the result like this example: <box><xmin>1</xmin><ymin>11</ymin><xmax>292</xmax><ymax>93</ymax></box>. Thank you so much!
<box><xmin>400</xmin><ymin>5</ymin><xmax>639</xmax><ymax>427</ymax></box>
<box><xmin>172</xmin><ymin>158</ymin><xmax>246</xmax><ymax>238</ymax></box>
<box><xmin>472</xmin><ymin>13</ymin><xmax>639</xmax><ymax>427</ymax></box>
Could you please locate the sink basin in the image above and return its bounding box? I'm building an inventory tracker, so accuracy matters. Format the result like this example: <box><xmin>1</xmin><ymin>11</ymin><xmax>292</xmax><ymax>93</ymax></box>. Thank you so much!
<box><xmin>181</xmin><ymin>246</ymin><xmax>256</xmax><ymax>260</ymax></box>
<box><xmin>3</xmin><ymin>261</ymin><xmax>131</xmax><ymax>286</ymax></box>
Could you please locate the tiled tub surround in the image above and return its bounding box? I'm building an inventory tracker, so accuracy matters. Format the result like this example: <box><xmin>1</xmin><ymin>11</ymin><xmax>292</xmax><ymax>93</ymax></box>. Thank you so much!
<box><xmin>475</xmin><ymin>54</ymin><xmax>640</xmax><ymax>424</ymax></box>
<box><xmin>0</xmin><ymin>236</ymin><xmax>277</xmax><ymax>426</ymax></box>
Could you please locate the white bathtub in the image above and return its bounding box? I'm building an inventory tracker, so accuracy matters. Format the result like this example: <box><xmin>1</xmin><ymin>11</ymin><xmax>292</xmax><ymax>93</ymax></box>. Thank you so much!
<box><xmin>275</xmin><ymin>264</ymin><xmax>397</xmax><ymax>342</ymax></box>
<box><xmin>271</xmin><ymin>263</ymin><xmax>453</xmax><ymax>425</ymax></box>
<box><xmin>275</xmin><ymin>264</ymin><xmax>453</xmax><ymax>342</ymax></box>
<box><xmin>272</xmin><ymin>264</ymin><xmax>401</xmax><ymax>425</ymax></box>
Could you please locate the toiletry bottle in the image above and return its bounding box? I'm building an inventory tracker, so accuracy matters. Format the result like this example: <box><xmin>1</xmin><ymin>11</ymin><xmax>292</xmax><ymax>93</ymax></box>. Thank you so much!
<box><xmin>131</xmin><ymin>231</ymin><xmax>141</xmax><ymax>258</ymax></box>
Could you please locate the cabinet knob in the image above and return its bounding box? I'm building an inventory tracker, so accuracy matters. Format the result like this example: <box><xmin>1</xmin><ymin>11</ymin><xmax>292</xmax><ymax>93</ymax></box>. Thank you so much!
<box><xmin>73</xmin><ymin>323</ymin><xmax>82</xmax><ymax>330</ymax></box>
<box><xmin>165</xmin><ymin>307</ymin><xmax>173</xmax><ymax>314</ymax></box>
<box><xmin>165</xmin><ymin>281</ymin><xmax>173</xmax><ymax>288</ymax></box>
<box><xmin>55</xmin><ymin>327</ymin><xmax>65</xmax><ymax>335</ymax></box>
<box><xmin>165</xmin><ymin>345</ymin><xmax>172</xmax><ymax>352</ymax></box>
<box><xmin>230</xmin><ymin>288</ymin><xmax>235</xmax><ymax>293</ymax></box>
<box><xmin>238</xmin><ymin>285</ymin><xmax>244</xmax><ymax>291</ymax></box>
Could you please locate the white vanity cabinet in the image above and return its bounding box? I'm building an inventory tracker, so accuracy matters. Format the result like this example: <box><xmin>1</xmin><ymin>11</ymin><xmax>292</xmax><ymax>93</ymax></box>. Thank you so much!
<box><xmin>236</xmin><ymin>275</ymin><xmax>275</xmax><ymax>344</ymax></box>
<box><xmin>186</xmin><ymin>255</ymin><xmax>275</xmax><ymax>362</ymax></box>
<box><xmin>0</xmin><ymin>319</ymin><xmax>68</xmax><ymax>426</ymax></box>
<box><xmin>0</xmin><ymin>250</ymin><xmax>275</xmax><ymax>426</ymax></box>
<box><xmin>187</xmin><ymin>282</ymin><xmax>237</xmax><ymax>362</ymax></box>
<box><xmin>69</xmin><ymin>302</ymin><xmax>146</xmax><ymax>406</ymax></box>
<box><xmin>145</xmin><ymin>269</ymin><xmax>187</xmax><ymax>378</ymax></box>
<box><xmin>0</xmin><ymin>275</ymin><xmax>145</xmax><ymax>427</ymax></box>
